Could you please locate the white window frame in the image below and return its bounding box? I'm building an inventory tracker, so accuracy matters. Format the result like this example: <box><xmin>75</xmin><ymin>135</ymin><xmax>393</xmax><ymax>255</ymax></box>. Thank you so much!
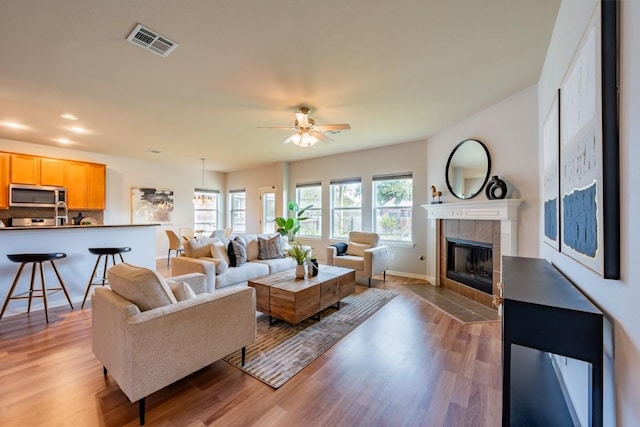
<box><xmin>193</xmin><ymin>189</ymin><xmax>219</xmax><ymax>237</ymax></box>
<box><xmin>373</xmin><ymin>173</ymin><xmax>413</xmax><ymax>243</ymax></box>
<box><xmin>330</xmin><ymin>178</ymin><xmax>362</xmax><ymax>239</ymax></box>
<box><xmin>229</xmin><ymin>190</ymin><xmax>246</xmax><ymax>233</ymax></box>
<box><xmin>296</xmin><ymin>182</ymin><xmax>322</xmax><ymax>238</ymax></box>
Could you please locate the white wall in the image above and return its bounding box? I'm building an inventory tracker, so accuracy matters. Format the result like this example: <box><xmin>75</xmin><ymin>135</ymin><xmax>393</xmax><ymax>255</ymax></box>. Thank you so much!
<box><xmin>426</xmin><ymin>84</ymin><xmax>541</xmax><ymax>262</ymax></box>
<box><xmin>0</xmin><ymin>138</ymin><xmax>226</xmax><ymax>259</ymax></box>
<box><xmin>538</xmin><ymin>1</ymin><xmax>639</xmax><ymax>425</ymax></box>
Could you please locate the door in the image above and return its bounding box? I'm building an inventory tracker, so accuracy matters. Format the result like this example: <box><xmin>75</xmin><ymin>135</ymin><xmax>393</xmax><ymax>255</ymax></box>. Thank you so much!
<box><xmin>260</xmin><ymin>187</ymin><xmax>276</xmax><ymax>234</ymax></box>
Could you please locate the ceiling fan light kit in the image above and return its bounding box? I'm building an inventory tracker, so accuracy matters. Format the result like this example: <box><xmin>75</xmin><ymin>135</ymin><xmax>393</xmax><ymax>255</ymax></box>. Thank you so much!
<box><xmin>259</xmin><ymin>106</ymin><xmax>351</xmax><ymax>148</ymax></box>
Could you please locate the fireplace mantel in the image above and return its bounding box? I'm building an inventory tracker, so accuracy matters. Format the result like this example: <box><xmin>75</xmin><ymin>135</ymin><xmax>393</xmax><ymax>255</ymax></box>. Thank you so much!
<box><xmin>422</xmin><ymin>199</ymin><xmax>523</xmax><ymax>285</ymax></box>
<box><xmin>422</xmin><ymin>199</ymin><xmax>522</xmax><ymax>221</ymax></box>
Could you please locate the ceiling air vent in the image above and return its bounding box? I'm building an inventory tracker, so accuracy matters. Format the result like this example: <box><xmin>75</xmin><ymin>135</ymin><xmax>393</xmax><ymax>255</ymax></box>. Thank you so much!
<box><xmin>126</xmin><ymin>24</ymin><xmax>178</xmax><ymax>57</ymax></box>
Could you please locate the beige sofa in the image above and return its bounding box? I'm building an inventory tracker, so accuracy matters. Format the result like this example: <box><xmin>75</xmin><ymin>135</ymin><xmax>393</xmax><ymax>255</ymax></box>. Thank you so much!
<box><xmin>171</xmin><ymin>234</ymin><xmax>296</xmax><ymax>290</ymax></box>
<box><xmin>92</xmin><ymin>263</ymin><xmax>256</xmax><ymax>425</ymax></box>
<box><xmin>326</xmin><ymin>231</ymin><xmax>389</xmax><ymax>287</ymax></box>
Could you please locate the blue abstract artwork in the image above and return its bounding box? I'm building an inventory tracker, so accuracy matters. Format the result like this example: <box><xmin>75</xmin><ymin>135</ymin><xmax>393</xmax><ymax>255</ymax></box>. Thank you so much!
<box><xmin>544</xmin><ymin>198</ymin><xmax>558</xmax><ymax>241</ymax></box>
<box><xmin>562</xmin><ymin>183</ymin><xmax>597</xmax><ymax>257</ymax></box>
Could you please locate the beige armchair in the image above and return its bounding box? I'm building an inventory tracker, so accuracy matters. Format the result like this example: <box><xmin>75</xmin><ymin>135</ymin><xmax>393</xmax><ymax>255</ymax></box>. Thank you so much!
<box><xmin>164</xmin><ymin>230</ymin><xmax>183</xmax><ymax>266</ymax></box>
<box><xmin>326</xmin><ymin>231</ymin><xmax>390</xmax><ymax>287</ymax></box>
<box><xmin>91</xmin><ymin>263</ymin><xmax>256</xmax><ymax>425</ymax></box>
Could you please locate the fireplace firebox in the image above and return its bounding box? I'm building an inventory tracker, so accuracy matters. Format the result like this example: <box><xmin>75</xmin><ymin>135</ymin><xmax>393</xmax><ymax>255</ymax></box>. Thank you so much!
<box><xmin>446</xmin><ymin>238</ymin><xmax>493</xmax><ymax>294</ymax></box>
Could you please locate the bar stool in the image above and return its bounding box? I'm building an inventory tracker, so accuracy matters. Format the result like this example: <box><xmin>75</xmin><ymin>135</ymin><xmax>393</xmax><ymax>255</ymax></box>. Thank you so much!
<box><xmin>81</xmin><ymin>247</ymin><xmax>131</xmax><ymax>308</ymax></box>
<box><xmin>0</xmin><ymin>253</ymin><xmax>74</xmax><ymax>323</ymax></box>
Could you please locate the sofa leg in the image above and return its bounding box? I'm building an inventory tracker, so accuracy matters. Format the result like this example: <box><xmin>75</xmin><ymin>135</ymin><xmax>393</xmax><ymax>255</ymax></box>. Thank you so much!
<box><xmin>384</xmin><ymin>271</ymin><xmax>386</xmax><ymax>281</ymax></box>
<box><xmin>368</xmin><ymin>277</ymin><xmax>371</xmax><ymax>287</ymax></box>
<box><xmin>241</xmin><ymin>347</ymin><xmax>246</xmax><ymax>367</ymax></box>
<box><xmin>139</xmin><ymin>398</ymin><xmax>145</xmax><ymax>425</ymax></box>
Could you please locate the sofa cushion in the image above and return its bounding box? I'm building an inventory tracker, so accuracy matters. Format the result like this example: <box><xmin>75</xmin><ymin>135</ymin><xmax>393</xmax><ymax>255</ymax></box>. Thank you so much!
<box><xmin>184</xmin><ymin>237</ymin><xmax>217</xmax><ymax>258</ymax></box>
<box><xmin>212</xmin><ymin>241</ymin><xmax>230</xmax><ymax>265</ymax></box>
<box><xmin>200</xmin><ymin>256</ymin><xmax>229</xmax><ymax>274</ymax></box>
<box><xmin>169</xmin><ymin>281</ymin><xmax>198</xmax><ymax>301</ymax></box>
<box><xmin>252</xmin><ymin>256</ymin><xmax>296</xmax><ymax>274</ymax></box>
<box><xmin>237</xmin><ymin>234</ymin><xmax>260</xmax><ymax>261</ymax></box>
<box><xmin>346</xmin><ymin>241</ymin><xmax>372</xmax><ymax>257</ymax></box>
<box><xmin>332</xmin><ymin>255</ymin><xmax>364</xmax><ymax>272</ymax></box>
<box><xmin>349</xmin><ymin>231</ymin><xmax>380</xmax><ymax>247</ymax></box>
<box><xmin>215</xmin><ymin>262</ymin><xmax>270</xmax><ymax>288</ymax></box>
<box><xmin>228</xmin><ymin>238</ymin><xmax>247</xmax><ymax>267</ymax></box>
<box><xmin>258</xmin><ymin>234</ymin><xmax>285</xmax><ymax>259</ymax></box>
<box><xmin>107</xmin><ymin>263</ymin><xmax>177</xmax><ymax>311</ymax></box>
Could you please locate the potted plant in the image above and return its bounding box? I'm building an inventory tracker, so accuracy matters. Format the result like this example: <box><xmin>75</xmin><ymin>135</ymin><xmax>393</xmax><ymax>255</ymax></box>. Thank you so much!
<box><xmin>275</xmin><ymin>201</ymin><xmax>313</xmax><ymax>243</ymax></box>
<box><xmin>287</xmin><ymin>242</ymin><xmax>311</xmax><ymax>278</ymax></box>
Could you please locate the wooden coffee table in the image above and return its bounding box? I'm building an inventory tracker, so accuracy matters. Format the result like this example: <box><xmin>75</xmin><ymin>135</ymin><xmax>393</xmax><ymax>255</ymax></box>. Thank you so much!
<box><xmin>248</xmin><ymin>265</ymin><xmax>356</xmax><ymax>324</ymax></box>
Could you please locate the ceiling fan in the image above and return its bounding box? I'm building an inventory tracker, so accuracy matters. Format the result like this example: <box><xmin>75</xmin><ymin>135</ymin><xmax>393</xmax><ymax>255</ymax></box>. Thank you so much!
<box><xmin>259</xmin><ymin>107</ymin><xmax>351</xmax><ymax>148</ymax></box>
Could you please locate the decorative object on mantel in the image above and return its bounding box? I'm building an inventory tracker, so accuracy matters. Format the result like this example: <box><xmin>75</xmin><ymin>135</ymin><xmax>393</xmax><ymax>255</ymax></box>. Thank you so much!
<box><xmin>485</xmin><ymin>175</ymin><xmax>508</xmax><ymax>200</ymax></box>
<box><xmin>445</xmin><ymin>138</ymin><xmax>491</xmax><ymax>200</ymax></box>
<box><xmin>430</xmin><ymin>185</ymin><xmax>443</xmax><ymax>204</ymax></box>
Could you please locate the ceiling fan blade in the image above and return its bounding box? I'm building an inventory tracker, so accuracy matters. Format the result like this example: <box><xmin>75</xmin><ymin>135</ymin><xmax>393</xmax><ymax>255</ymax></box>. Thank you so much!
<box><xmin>317</xmin><ymin>124</ymin><xmax>351</xmax><ymax>131</ymax></box>
<box><xmin>310</xmin><ymin>131</ymin><xmax>333</xmax><ymax>143</ymax></box>
<box><xmin>258</xmin><ymin>126</ymin><xmax>298</xmax><ymax>130</ymax></box>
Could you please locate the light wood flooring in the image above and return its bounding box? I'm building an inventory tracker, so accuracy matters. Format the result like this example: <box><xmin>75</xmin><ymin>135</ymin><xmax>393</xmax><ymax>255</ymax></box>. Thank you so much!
<box><xmin>0</xmin><ymin>261</ymin><xmax>503</xmax><ymax>426</ymax></box>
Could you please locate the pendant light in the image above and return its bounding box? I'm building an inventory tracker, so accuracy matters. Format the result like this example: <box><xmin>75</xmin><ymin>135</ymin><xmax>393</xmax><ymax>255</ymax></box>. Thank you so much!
<box><xmin>193</xmin><ymin>158</ymin><xmax>213</xmax><ymax>205</ymax></box>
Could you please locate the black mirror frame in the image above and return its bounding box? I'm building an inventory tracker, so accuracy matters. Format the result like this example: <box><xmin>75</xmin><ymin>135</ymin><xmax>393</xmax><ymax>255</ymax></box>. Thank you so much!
<box><xmin>445</xmin><ymin>139</ymin><xmax>492</xmax><ymax>200</ymax></box>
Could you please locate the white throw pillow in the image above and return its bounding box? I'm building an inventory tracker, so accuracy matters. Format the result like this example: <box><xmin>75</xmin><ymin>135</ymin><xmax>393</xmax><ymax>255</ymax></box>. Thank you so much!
<box><xmin>346</xmin><ymin>241</ymin><xmax>372</xmax><ymax>257</ymax></box>
<box><xmin>212</xmin><ymin>241</ymin><xmax>230</xmax><ymax>265</ymax></box>
<box><xmin>169</xmin><ymin>281</ymin><xmax>197</xmax><ymax>301</ymax></box>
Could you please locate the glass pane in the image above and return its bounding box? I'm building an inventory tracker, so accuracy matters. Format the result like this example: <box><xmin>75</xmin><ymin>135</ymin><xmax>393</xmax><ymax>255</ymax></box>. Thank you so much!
<box><xmin>332</xmin><ymin>208</ymin><xmax>362</xmax><ymax>238</ymax></box>
<box><xmin>375</xmin><ymin>207</ymin><xmax>412</xmax><ymax>241</ymax></box>
<box><xmin>263</xmin><ymin>192</ymin><xmax>275</xmax><ymax>234</ymax></box>
<box><xmin>232</xmin><ymin>211</ymin><xmax>246</xmax><ymax>233</ymax></box>
<box><xmin>297</xmin><ymin>185</ymin><xmax>322</xmax><ymax>237</ymax></box>
<box><xmin>331</xmin><ymin>183</ymin><xmax>361</xmax><ymax>208</ymax></box>
<box><xmin>374</xmin><ymin>178</ymin><xmax>412</xmax><ymax>241</ymax></box>
<box><xmin>299</xmin><ymin>209</ymin><xmax>321</xmax><ymax>237</ymax></box>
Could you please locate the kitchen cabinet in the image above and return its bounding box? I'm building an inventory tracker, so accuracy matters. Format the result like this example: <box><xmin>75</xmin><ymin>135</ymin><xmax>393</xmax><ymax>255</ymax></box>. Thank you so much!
<box><xmin>65</xmin><ymin>162</ymin><xmax>106</xmax><ymax>210</ymax></box>
<box><xmin>0</xmin><ymin>153</ymin><xmax>9</xmax><ymax>208</ymax></box>
<box><xmin>10</xmin><ymin>154</ymin><xmax>40</xmax><ymax>185</ymax></box>
<box><xmin>40</xmin><ymin>157</ymin><xmax>67</xmax><ymax>186</ymax></box>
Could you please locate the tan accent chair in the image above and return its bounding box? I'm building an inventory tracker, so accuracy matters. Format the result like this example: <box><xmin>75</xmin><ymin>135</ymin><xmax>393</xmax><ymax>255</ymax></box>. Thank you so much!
<box><xmin>91</xmin><ymin>263</ymin><xmax>256</xmax><ymax>425</ymax></box>
<box><xmin>179</xmin><ymin>227</ymin><xmax>195</xmax><ymax>241</ymax></box>
<box><xmin>165</xmin><ymin>230</ymin><xmax>183</xmax><ymax>266</ymax></box>
<box><xmin>326</xmin><ymin>231</ymin><xmax>389</xmax><ymax>287</ymax></box>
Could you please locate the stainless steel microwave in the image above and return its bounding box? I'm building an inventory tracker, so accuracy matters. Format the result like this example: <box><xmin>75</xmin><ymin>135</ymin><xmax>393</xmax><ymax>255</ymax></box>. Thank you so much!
<box><xmin>9</xmin><ymin>184</ymin><xmax>67</xmax><ymax>208</ymax></box>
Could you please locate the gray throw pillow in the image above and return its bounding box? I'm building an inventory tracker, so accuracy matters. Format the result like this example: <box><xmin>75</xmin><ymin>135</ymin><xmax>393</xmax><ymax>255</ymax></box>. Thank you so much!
<box><xmin>228</xmin><ymin>237</ymin><xmax>247</xmax><ymax>267</ymax></box>
<box><xmin>258</xmin><ymin>235</ymin><xmax>285</xmax><ymax>260</ymax></box>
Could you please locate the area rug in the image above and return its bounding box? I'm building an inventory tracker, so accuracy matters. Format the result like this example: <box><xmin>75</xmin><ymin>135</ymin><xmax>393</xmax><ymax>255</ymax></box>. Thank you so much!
<box><xmin>403</xmin><ymin>283</ymin><xmax>500</xmax><ymax>324</ymax></box>
<box><xmin>223</xmin><ymin>288</ymin><xmax>398</xmax><ymax>389</ymax></box>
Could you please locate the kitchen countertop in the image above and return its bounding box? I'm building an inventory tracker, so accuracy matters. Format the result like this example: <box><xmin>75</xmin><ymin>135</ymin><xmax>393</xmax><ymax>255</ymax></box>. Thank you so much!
<box><xmin>0</xmin><ymin>223</ymin><xmax>160</xmax><ymax>231</ymax></box>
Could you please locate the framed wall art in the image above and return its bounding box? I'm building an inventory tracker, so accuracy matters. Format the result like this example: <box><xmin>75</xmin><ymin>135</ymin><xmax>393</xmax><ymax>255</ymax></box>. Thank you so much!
<box><xmin>543</xmin><ymin>89</ymin><xmax>560</xmax><ymax>250</ymax></box>
<box><xmin>559</xmin><ymin>0</ymin><xmax>619</xmax><ymax>279</ymax></box>
<box><xmin>131</xmin><ymin>187</ymin><xmax>175</xmax><ymax>225</ymax></box>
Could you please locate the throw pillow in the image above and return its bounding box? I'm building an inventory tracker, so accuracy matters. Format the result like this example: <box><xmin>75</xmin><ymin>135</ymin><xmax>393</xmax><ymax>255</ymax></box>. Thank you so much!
<box><xmin>212</xmin><ymin>241</ymin><xmax>231</xmax><ymax>265</ymax></box>
<box><xmin>228</xmin><ymin>237</ymin><xmax>247</xmax><ymax>267</ymax></box>
<box><xmin>107</xmin><ymin>263</ymin><xmax>177</xmax><ymax>311</ymax></box>
<box><xmin>258</xmin><ymin>234</ymin><xmax>285</xmax><ymax>259</ymax></box>
<box><xmin>169</xmin><ymin>281</ymin><xmax>197</xmax><ymax>302</ymax></box>
<box><xmin>346</xmin><ymin>241</ymin><xmax>372</xmax><ymax>257</ymax></box>
<box><xmin>184</xmin><ymin>237</ymin><xmax>216</xmax><ymax>258</ymax></box>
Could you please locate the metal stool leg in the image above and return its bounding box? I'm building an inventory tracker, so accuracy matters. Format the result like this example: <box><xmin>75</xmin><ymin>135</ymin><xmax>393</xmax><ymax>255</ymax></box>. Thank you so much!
<box><xmin>28</xmin><ymin>263</ymin><xmax>37</xmax><ymax>313</ymax></box>
<box><xmin>0</xmin><ymin>263</ymin><xmax>27</xmax><ymax>321</ymax></box>
<box><xmin>49</xmin><ymin>260</ymin><xmax>73</xmax><ymax>310</ymax></box>
<box><xmin>82</xmin><ymin>255</ymin><xmax>103</xmax><ymax>308</ymax></box>
<box><xmin>39</xmin><ymin>261</ymin><xmax>49</xmax><ymax>323</ymax></box>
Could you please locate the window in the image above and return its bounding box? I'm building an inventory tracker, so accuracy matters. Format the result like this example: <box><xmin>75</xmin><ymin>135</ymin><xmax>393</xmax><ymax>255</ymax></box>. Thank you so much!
<box><xmin>193</xmin><ymin>190</ymin><xmax>219</xmax><ymax>236</ymax></box>
<box><xmin>373</xmin><ymin>173</ymin><xmax>413</xmax><ymax>242</ymax></box>
<box><xmin>261</xmin><ymin>189</ymin><xmax>276</xmax><ymax>234</ymax></box>
<box><xmin>296</xmin><ymin>183</ymin><xmax>322</xmax><ymax>237</ymax></box>
<box><xmin>229</xmin><ymin>190</ymin><xmax>246</xmax><ymax>233</ymax></box>
<box><xmin>330</xmin><ymin>178</ymin><xmax>361</xmax><ymax>239</ymax></box>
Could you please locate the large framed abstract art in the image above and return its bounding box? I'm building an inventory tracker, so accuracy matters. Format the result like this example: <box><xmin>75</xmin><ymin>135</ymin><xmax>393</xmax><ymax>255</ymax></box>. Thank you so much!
<box><xmin>131</xmin><ymin>187</ymin><xmax>175</xmax><ymax>225</ymax></box>
<box><xmin>559</xmin><ymin>0</ymin><xmax>619</xmax><ymax>279</ymax></box>
<box><xmin>543</xmin><ymin>89</ymin><xmax>560</xmax><ymax>251</ymax></box>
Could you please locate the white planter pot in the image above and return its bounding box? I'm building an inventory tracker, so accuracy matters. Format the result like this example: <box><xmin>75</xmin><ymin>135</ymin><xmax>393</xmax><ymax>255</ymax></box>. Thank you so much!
<box><xmin>295</xmin><ymin>264</ymin><xmax>305</xmax><ymax>279</ymax></box>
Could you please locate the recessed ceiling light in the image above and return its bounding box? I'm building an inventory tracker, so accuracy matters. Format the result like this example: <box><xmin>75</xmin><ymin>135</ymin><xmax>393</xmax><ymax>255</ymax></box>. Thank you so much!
<box><xmin>61</xmin><ymin>113</ymin><xmax>78</xmax><ymax>120</ymax></box>
<box><xmin>55</xmin><ymin>137</ymin><xmax>72</xmax><ymax>144</ymax></box>
<box><xmin>69</xmin><ymin>126</ymin><xmax>87</xmax><ymax>134</ymax></box>
<box><xmin>1</xmin><ymin>121</ymin><xmax>26</xmax><ymax>129</ymax></box>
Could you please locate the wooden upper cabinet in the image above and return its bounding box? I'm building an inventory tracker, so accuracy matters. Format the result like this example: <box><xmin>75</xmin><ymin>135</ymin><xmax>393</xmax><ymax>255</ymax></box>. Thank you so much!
<box><xmin>10</xmin><ymin>154</ymin><xmax>40</xmax><ymax>184</ymax></box>
<box><xmin>40</xmin><ymin>158</ymin><xmax>67</xmax><ymax>187</ymax></box>
<box><xmin>85</xmin><ymin>163</ymin><xmax>106</xmax><ymax>210</ymax></box>
<box><xmin>0</xmin><ymin>153</ymin><xmax>9</xmax><ymax>209</ymax></box>
<box><xmin>65</xmin><ymin>162</ymin><xmax>106</xmax><ymax>210</ymax></box>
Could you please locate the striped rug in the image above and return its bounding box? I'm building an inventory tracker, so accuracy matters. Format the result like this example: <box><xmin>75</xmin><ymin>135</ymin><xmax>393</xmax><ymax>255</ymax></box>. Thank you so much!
<box><xmin>223</xmin><ymin>287</ymin><xmax>398</xmax><ymax>389</ymax></box>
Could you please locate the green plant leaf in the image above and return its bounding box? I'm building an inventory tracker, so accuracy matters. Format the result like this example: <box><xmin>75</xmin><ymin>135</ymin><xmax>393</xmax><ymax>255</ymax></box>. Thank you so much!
<box><xmin>275</xmin><ymin>217</ymin><xmax>287</xmax><ymax>227</ymax></box>
<box><xmin>285</xmin><ymin>218</ymin><xmax>295</xmax><ymax>229</ymax></box>
<box><xmin>287</xmin><ymin>201</ymin><xmax>299</xmax><ymax>212</ymax></box>
<box><xmin>297</xmin><ymin>205</ymin><xmax>314</xmax><ymax>216</ymax></box>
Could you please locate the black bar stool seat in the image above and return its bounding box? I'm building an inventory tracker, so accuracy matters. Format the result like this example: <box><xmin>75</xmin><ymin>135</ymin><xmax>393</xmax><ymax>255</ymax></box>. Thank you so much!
<box><xmin>81</xmin><ymin>247</ymin><xmax>131</xmax><ymax>308</ymax></box>
<box><xmin>0</xmin><ymin>252</ymin><xmax>73</xmax><ymax>323</ymax></box>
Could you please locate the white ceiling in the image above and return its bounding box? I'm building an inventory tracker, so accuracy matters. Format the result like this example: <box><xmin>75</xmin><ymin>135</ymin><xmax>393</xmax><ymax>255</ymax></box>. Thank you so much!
<box><xmin>0</xmin><ymin>0</ymin><xmax>560</xmax><ymax>173</ymax></box>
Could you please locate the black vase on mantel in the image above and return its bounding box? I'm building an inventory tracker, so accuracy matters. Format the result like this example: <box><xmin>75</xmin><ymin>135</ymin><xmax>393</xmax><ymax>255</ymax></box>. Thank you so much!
<box><xmin>485</xmin><ymin>176</ymin><xmax>507</xmax><ymax>200</ymax></box>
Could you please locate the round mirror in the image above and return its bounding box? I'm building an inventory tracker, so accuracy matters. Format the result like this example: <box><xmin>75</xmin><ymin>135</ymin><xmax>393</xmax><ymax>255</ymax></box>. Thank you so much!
<box><xmin>445</xmin><ymin>139</ymin><xmax>491</xmax><ymax>199</ymax></box>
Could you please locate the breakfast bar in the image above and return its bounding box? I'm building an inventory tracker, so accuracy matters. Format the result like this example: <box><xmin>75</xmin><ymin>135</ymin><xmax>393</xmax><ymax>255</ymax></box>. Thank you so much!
<box><xmin>0</xmin><ymin>224</ymin><xmax>158</xmax><ymax>316</ymax></box>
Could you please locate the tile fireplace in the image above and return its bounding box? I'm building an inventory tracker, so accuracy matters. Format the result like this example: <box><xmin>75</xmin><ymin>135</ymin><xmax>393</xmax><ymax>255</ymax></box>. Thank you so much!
<box><xmin>423</xmin><ymin>199</ymin><xmax>522</xmax><ymax>308</ymax></box>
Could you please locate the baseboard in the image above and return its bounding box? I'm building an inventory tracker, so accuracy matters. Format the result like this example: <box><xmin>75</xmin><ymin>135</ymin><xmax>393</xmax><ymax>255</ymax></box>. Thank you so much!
<box><xmin>385</xmin><ymin>270</ymin><xmax>428</xmax><ymax>281</ymax></box>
